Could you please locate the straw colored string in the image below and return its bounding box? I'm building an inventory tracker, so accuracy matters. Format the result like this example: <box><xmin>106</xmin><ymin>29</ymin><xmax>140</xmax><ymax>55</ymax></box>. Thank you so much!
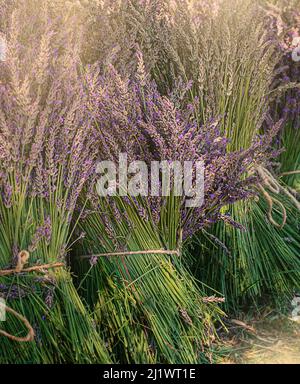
<box><xmin>80</xmin><ymin>249</ymin><xmax>180</xmax><ymax>259</ymax></box>
<box><xmin>0</xmin><ymin>250</ymin><xmax>64</xmax><ymax>343</ymax></box>
<box><xmin>257</xmin><ymin>166</ymin><xmax>300</xmax><ymax>229</ymax></box>
<box><xmin>0</xmin><ymin>262</ymin><xmax>65</xmax><ymax>277</ymax></box>
<box><xmin>0</xmin><ymin>303</ymin><xmax>35</xmax><ymax>342</ymax></box>
<box><xmin>258</xmin><ymin>183</ymin><xmax>287</xmax><ymax>229</ymax></box>
<box><xmin>0</xmin><ymin>250</ymin><xmax>64</xmax><ymax>277</ymax></box>
<box><xmin>280</xmin><ymin>170</ymin><xmax>300</xmax><ymax>177</ymax></box>
<box><xmin>15</xmin><ymin>250</ymin><xmax>30</xmax><ymax>273</ymax></box>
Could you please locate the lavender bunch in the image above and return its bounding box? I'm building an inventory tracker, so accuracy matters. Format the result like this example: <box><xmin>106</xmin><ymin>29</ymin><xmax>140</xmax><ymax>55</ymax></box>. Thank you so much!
<box><xmin>191</xmin><ymin>0</ymin><xmax>300</xmax><ymax>310</ymax></box>
<box><xmin>0</xmin><ymin>1</ymin><xmax>110</xmax><ymax>363</ymax></box>
<box><xmin>265</xmin><ymin>1</ymin><xmax>300</xmax><ymax>187</ymax></box>
<box><xmin>87</xmin><ymin>0</ymin><xmax>300</xmax><ymax>309</ymax></box>
<box><xmin>74</xmin><ymin>62</ymin><xmax>277</xmax><ymax>363</ymax></box>
<box><xmin>85</xmin><ymin>63</ymin><xmax>271</xmax><ymax>238</ymax></box>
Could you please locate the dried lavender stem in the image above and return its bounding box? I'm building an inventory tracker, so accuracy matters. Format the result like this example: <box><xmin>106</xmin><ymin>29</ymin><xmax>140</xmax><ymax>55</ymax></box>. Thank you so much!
<box><xmin>81</xmin><ymin>249</ymin><xmax>180</xmax><ymax>259</ymax></box>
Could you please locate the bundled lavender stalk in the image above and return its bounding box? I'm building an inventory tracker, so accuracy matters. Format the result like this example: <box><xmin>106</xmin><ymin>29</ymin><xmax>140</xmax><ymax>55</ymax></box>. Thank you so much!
<box><xmin>75</xmin><ymin>60</ymin><xmax>269</xmax><ymax>363</ymax></box>
<box><xmin>192</xmin><ymin>0</ymin><xmax>300</xmax><ymax>309</ymax></box>
<box><xmin>0</xmin><ymin>1</ymin><xmax>110</xmax><ymax>363</ymax></box>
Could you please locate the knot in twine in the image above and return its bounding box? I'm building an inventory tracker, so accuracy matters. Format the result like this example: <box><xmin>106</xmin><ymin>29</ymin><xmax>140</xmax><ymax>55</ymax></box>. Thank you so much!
<box><xmin>0</xmin><ymin>250</ymin><xmax>64</xmax><ymax>277</ymax></box>
<box><xmin>15</xmin><ymin>250</ymin><xmax>30</xmax><ymax>273</ymax></box>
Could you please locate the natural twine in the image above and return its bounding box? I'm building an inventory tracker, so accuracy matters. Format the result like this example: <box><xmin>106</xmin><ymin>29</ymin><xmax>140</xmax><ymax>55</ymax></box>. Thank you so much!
<box><xmin>0</xmin><ymin>250</ymin><xmax>64</xmax><ymax>342</ymax></box>
<box><xmin>80</xmin><ymin>249</ymin><xmax>181</xmax><ymax>259</ymax></box>
<box><xmin>0</xmin><ymin>303</ymin><xmax>35</xmax><ymax>342</ymax></box>
<box><xmin>257</xmin><ymin>166</ymin><xmax>300</xmax><ymax>229</ymax></box>
<box><xmin>0</xmin><ymin>250</ymin><xmax>64</xmax><ymax>277</ymax></box>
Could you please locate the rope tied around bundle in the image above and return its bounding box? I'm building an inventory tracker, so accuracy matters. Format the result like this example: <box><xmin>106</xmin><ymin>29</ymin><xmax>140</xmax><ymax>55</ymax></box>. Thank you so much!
<box><xmin>80</xmin><ymin>247</ymin><xmax>225</xmax><ymax>303</ymax></box>
<box><xmin>0</xmin><ymin>250</ymin><xmax>65</xmax><ymax>342</ymax></box>
<box><xmin>257</xmin><ymin>166</ymin><xmax>300</xmax><ymax>229</ymax></box>
<box><xmin>0</xmin><ymin>250</ymin><xmax>65</xmax><ymax>277</ymax></box>
<box><xmin>80</xmin><ymin>248</ymin><xmax>181</xmax><ymax>259</ymax></box>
